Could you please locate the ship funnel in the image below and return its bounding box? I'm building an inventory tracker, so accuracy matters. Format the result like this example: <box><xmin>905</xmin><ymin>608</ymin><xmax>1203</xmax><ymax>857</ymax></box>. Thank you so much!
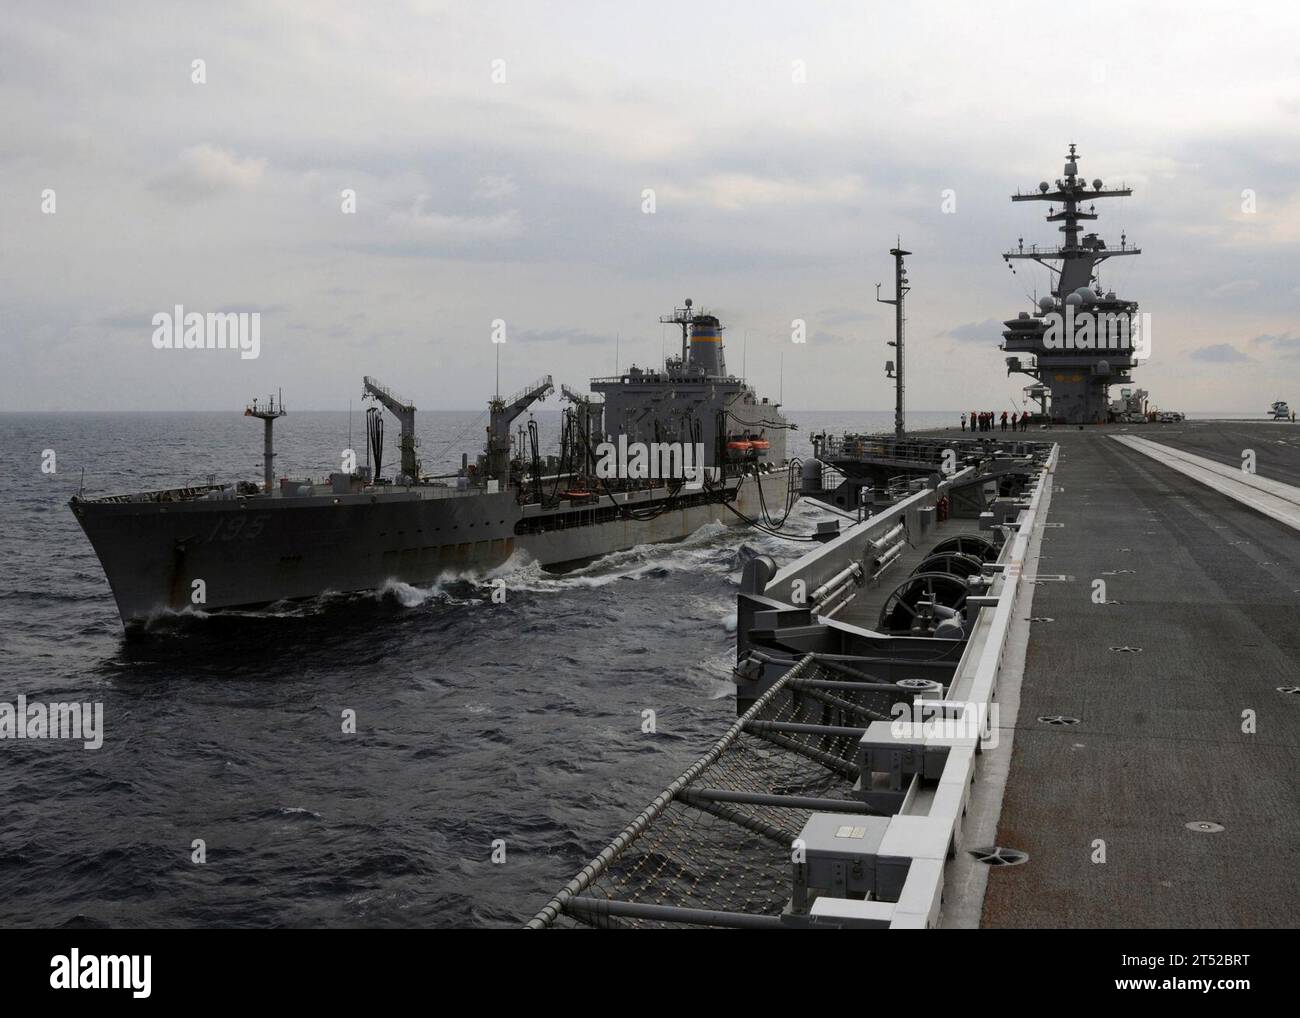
<box><xmin>688</xmin><ymin>314</ymin><xmax>726</xmax><ymax>377</ymax></box>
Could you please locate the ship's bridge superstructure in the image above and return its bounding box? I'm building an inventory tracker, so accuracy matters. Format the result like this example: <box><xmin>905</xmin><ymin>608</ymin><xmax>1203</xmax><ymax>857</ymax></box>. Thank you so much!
<box><xmin>1001</xmin><ymin>144</ymin><xmax>1143</xmax><ymax>424</ymax></box>
<box><xmin>589</xmin><ymin>299</ymin><xmax>790</xmax><ymax>470</ymax></box>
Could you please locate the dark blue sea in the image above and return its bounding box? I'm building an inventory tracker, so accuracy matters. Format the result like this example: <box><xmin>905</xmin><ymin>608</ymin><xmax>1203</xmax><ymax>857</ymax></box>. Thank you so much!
<box><xmin>0</xmin><ymin>409</ymin><xmax>956</xmax><ymax>928</ymax></box>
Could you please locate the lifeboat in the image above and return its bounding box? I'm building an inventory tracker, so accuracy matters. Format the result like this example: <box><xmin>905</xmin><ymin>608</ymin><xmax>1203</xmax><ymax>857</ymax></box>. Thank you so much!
<box><xmin>726</xmin><ymin>437</ymin><xmax>753</xmax><ymax>453</ymax></box>
<box><xmin>747</xmin><ymin>435</ymin><xmax>770</xmax><ymax>453</ymax></box>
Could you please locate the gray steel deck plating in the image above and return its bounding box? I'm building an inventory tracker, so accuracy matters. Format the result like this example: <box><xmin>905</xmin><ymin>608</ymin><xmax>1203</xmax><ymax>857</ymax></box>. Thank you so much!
<box><xmin>954</xmin><ymin>423</ymin><xmax>1300</xmax><ymax>927</ymax></box>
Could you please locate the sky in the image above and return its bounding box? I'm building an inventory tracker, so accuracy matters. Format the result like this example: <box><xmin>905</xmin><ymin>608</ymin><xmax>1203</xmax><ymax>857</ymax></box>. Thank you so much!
<box><xmin>2</xmin><ymin>0</ymin><xmax>1298</xmax><ymax>414</ymax></box>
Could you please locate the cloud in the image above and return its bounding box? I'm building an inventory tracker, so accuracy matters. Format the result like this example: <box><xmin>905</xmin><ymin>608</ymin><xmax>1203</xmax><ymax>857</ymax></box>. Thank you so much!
<box><xmin>1206</xmin><ymin>279</ymin><xmax>1259</xmax><ymax>299</ymax></box>
<box><xmin>515</xmin><ymin>327</ymin><xmax>610</xmax><ymax>345</ymax></box>
<box><xmin>817</xmin><ymin>307</ymin><xmax>870</xmax><ymax>328</ymax></box>
<box><xmin>94</xmin><ymin>309</ymin><xmax>156</xmax><ymax>330</ymax></box>
<box><xmin>148</xmin><ymin>144</ymin><xmax>266</xmax><ymax>202</ymax></box>
<box><xmin>388</xmin><ymin>194</ymin><xmax>520</xmax><ymax>241</ymax></box>
<box><xmin>7</xmin><ymin>2</ymin><xmax>1300</xmax><ymax>414</ymax></box>
<box><xmin>661</xmin><ymin>173</ymin><xmax>864</xmax><ymax>212</ymax></box>
<box><xmin>1189</xmin><ymin>343</ymin><xmax>1251</xmax><ymax>363</ymax></box>
<box><xmin>95</xmin><ymin>303</ymin><xmax>286</xmax><ymax>328</ymax></box>
<box><xmin>1249</xmin><ymin>332</ymin><xmax>1300</xmax><ymax>357</ymax></box>
<box><xmin>213</xmin><ymin>302</ymin><xmax>288</xmax><ymax>315</ymax></box>
<box><xmin>474</xmin><ymin>175</ymin><xmax>518</xmax><ymax>201</ymax></box>
<box><xmin>940</xmin><ymin>319</ymin><xmax>1002</xmax><ymax>345</ymax></box>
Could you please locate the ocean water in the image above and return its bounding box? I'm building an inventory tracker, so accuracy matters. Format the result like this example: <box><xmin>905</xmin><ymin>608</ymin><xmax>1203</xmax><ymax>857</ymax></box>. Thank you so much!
<box><xmin>0</xmin><ymin>408</ymin><xmax>954</xmax><ymax>928</ymax></box>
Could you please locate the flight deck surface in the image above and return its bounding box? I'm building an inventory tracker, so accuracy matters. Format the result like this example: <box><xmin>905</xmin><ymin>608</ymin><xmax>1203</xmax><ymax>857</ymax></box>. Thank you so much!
<box><xmin>914</xmin><ymin>423</ymin><xmax>1300</xmax><ymax>927</ymax></box>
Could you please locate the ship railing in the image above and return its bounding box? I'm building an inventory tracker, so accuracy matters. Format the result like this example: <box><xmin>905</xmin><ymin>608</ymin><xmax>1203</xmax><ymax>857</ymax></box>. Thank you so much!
<box><xmin>362</xmin><ymin>375</ymin><xmax>415</xmax><ymax>410</ymax></box>
<box><xmin>817</xmin><ymin>464</ymin><xmax>845</xmax><ymax>491</ymax></box>
<box><xmin>74</xmin><ymin>483</ymin><xmax>230</xmax><ymax>504</ymax></box>
<box><xmin>821</xmin><ymin>435</ymin><xmax>1014</xmax><ymax>468</ymax></box>
<box><xmin>495</xmin><ymin>375</ymin><xmax>554</xmax><ymax>407</ymax></box>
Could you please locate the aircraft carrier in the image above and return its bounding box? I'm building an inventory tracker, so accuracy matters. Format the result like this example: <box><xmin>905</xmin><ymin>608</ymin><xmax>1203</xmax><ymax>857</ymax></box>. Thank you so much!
<box><xmin>525</xmin><ymin>147</ymin><xmax>1299</xmax><ymax>931</ymax></box>
<box><xmin>70</xmin><ymin>300</ymin><xmax>797</xmax><ymax>627</ymax></box>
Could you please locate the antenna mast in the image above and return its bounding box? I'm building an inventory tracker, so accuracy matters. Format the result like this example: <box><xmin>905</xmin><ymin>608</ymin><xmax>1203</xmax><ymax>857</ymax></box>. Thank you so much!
<box><xmin>659</xmin><ymin>299</ymin><xmax>694</xmax><ymax>372</ymax></box>
<box><xmin>244</xmin><ymin>391</ymin><xmax>287</xmax><ymax>493</ymax></box>
<box><xmin>878</xmin><ymin>241</ymin><xmax>912</xmax><ymax>439</ymax></box>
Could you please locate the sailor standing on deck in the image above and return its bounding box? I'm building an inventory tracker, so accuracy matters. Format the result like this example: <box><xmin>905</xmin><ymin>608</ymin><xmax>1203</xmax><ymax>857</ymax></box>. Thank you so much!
<box><xmin>961</xmin><ymin>413</ymin><xmax>967</xmax><ymax>431</ymax></box>
<box><xmin>1000</xmin><ymin>411</ymin><xmax>1008</xmax><ymax>432</ymax></box>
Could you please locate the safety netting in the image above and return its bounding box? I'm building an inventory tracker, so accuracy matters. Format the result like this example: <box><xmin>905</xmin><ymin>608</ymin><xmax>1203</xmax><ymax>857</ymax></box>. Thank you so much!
<box><xmin>526</xmin><ymin>653</ymin><xmax>907</xmax><ymax>929</ymax></box>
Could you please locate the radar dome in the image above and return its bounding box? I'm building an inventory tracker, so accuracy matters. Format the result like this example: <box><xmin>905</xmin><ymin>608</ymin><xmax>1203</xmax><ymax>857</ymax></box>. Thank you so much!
<box><xmin>1038</xmin><ymin>295</ymin><xmax>1055</xmax><ymax>311</ymax></box>
<box><xmin>1038</xmin><ymin>181</ymin><xmax>1050</xmax><ymax>193</ymax></box>
<box><xmin>1092</xmin><ymin>178</ymin><xmax>1103</xmax><ymax>190</ymax></box>
<box><xmin>1065</xmin><ymin>293</ymin><xmax>1083</xmax><ymax>306</ymax></box>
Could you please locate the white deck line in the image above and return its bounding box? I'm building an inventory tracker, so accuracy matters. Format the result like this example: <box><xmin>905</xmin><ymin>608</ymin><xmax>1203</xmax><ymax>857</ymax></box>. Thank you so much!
<box><xmin>1110</xmin><ymin>434</ymin><xmax>1300</xmax><ymax>531</ymax></box>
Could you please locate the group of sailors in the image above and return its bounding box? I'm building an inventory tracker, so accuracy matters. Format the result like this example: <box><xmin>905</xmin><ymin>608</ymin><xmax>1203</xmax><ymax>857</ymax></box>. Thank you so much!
<box><xmin>962</xmin><ymin>410</ymin><xmax>1029</xmax><ymax>433</ymax></box>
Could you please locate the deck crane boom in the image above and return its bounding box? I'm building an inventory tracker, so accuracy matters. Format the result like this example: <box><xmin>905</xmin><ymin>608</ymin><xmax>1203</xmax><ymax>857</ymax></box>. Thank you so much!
<box><xmin>362</xmin><ymin>376</ymin><xmax>420</xmax><ymax>481</ymax></box>
<box><xmin>486</xmin><ymin>375</ymin><xmax>554</xmax><ymax>482</ymax></box>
